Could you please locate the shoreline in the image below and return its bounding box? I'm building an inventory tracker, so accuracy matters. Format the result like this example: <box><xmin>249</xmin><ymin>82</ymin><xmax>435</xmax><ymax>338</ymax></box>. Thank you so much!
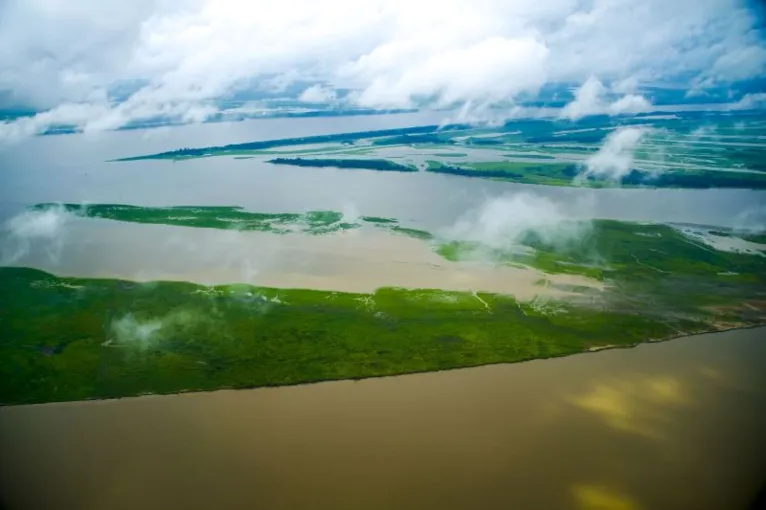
<box><xmin>5</xmin><ymin>323</ymin><xmax>764</xmax><ymax>410</ymax></box>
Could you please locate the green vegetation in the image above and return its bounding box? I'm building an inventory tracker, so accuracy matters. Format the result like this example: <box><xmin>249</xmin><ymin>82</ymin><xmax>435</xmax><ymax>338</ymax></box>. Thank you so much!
<box><xmin>389</xmin><ymin>226</ymin><xmax>434</xmax><ymax>240</ymax></box>
<box><xmin>425</xmin><ymin>160</ymin><xmax>766</xmax><ymax>189</ymax></box>
<box><xmin>372</xmin><ymin>133</ymin><xmax>454</xmax><ymax>146</ymax></box>
<box><xmin>621</xmin><ymin>168</ymin><xmax>766</xmax><ymax>189</ymax></box>
<box><xmin>37</xmin><ymin>203</ymin><xmax>358</xmax><ymax>235</ymax></box>
<box><xmin>361</xmin><ymin>216</ymin><xmax>398</xmax><ymax>224</ymax></box>
<box><xmin>114</xmin><ymin>124</ymin><xmax>469</xmax><ymax>162</ymax></box>
<box><xmin>267</xmin><ymin>157</ymin><xmax>417</xmax><ymax>172</ymax></box>
<box><xmin>708</xmin><ymin>230</ymin><xmax>766</xmax><ymax>244</ymax></box>
<box><xmin>504</xmin><ymin>153</ymin><xmax>556</xmax><ymax>160</ymax></box>
<box><xmin>743</xmin><ymin>233</ymin><xmax>766</xmax><ymax>244</ymax></box>
<box><xmin>0</xmin><ymin>266</ymin><xmax>709</xmax><ymax>406</ymax></box>
<box><xmin>426</xmin><ymin>160</ymin><xmax>578</xmax><ymax>186</ymax></box>
<box><xmin>435</xmin><ymin>219</ymin><xmax>766</xmax><ymax>319</ymax></box>
<box><xmin>30</xmin><ymin>203</ymin><xmax>433</xmax><ymax>240</ymax></box>
<box><xmin>113</xmin><ymin>110</ymin><xmax>766</xmax><ymax>190</ymax></box>
<box><xmin>4</xmin><ymin>208</ymin><xmax>766</xmax><ymax>405</ymax></box>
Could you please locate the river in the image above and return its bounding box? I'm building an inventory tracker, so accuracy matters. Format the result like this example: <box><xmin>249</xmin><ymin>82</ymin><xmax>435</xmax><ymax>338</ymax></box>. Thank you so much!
<box><xmin>1</xmin><ymin>327</ymin><xmax>765</xmax><ymax>510</ymax></box>
<box><xmin>1</xmin><ymin>113</ymin><xmax>766</xmax><ymax>510</ymax></box>
<box><xmin>1</xmin><ymin>112</ymin><xmax>765</xmax><ymax>230</ymax></box>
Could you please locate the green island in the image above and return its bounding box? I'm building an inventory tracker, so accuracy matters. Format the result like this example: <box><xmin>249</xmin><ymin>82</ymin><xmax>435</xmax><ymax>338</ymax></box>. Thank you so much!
<box><xmin>2</xmin><ymin>204</ymin><xmax>765</xmax><ymax>405</ymax></box>
<box><xmin>113</xmin><ymin>110</ymin><xmax>766</xmax><ymax>190</ymax></box>
<box><xmin>29</xmin><ymin>203</ymin><xmax>433</xmax><ymax>239</ymax></box>
<box><xmin>425</xmin><ymin>161</ymin><xmax>766</xmax><ymax>189</ymax></box>
<box><xmin>112</xmin><ymin>124</ymin><xmax>470</xmax><ymax>162</ymax></box>
<box><xmin>709</xmin><ymin>230</ymin><xmax>766</xmax><ymax>244</ymax></box>
<box><xmin>267</xmin><ymin>157</ymin><xmax>417</xmax><ymax>172</ymax></box>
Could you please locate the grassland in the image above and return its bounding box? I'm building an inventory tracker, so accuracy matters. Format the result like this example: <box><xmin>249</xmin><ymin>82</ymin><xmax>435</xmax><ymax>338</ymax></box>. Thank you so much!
<box><xmin>4</xmin><ymin>205</ymin><xmax>766</xmax><ymax>405</ymax></box>
<box><xmin>0</xmin><ymin>266</ymin><xmax>714</xmax><ymax>406</ymax></box>
<box><xmin>113</xmin><ymin>124</ymin><xmax>470</xmax><ymax>162</ymax></box>
<box><xmin>33</xmin><ymin>203</ymin><xmax>433</xmax><ymax>239</ymax></box>
<box><xmin>267</xmin><ymin>157</ymin><xmax>417</xmax><ymax>172</ymax></box>
<box><xmin>425</xmin><ymin>161</ymin><xmax>766</xmax><ymax>189</ymax></box>
<box><xmin>708</xmin><ymin>230</ymin><xmax>766</xmax><ymax>244</ymax></box>
<box><xmin>435</xmin><ymin>219</ymin><xmax>766</xmax><ymax>320</ymax></box>
<box><xmin>426</xmin><ymin>160</ymin><xmax>578</xmax><ymax>186</ymax></box>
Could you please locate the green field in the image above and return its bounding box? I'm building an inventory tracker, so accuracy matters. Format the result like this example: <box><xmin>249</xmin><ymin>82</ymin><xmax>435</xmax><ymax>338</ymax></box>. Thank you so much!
<box><xmin>267</xmin><ymin>157</ymin><xmax>417</xmax><ymax>172</ymax></box>
<box><xmin>33</xmin><ymin>203</ymin><xmax>432</xmax><ymax>239</ymax></box>
<box><xmin>0</xmin><ymin>267</ymin><xmax>710</xmax><ymax>406</ymax></box>
<box><xmin>436</xmin><ymin>219</ymin><xmax>766</xmax><ymax>319</ymax></box>
<box><xmin>425</xmin><ymin>160</ymin><xmax>766</xmax><ymax>189</ymax></box>
<box><xmin>3</xmin><ymin>205</ymin><xmax>766</xmax><ymax>405</ymax></box>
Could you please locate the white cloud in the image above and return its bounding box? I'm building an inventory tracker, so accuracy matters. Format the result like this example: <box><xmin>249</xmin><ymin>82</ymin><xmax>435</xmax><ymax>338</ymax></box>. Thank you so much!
<box><xmin>298</xmin><ymin>85</ymin><xmax>337</xmax><ymax>103</ymax></box>
<box><xmin>576</xmin><ymin>127</ymin><xmax>649</xmax><ymax>183</ymax></box>
<box><xmin>442</xmin><ymin>192</ymin><xmax>592</xmax><ymax>251</ymax></box>
<box><xmin>0</xmin><ymin>0</ymin><xmax>763</xmax><ymax>138</ymax></box>
<box><xmin>729</xmin><ymin>92</ymin><xmax>766</xmax><ymax>110</ymax></box>
<box><xmin>733</xmin><ymin>205</ymin><xmax>766</xmax><ymax>233</ymax></box>
<box><xmin>611</xmin><ymin>76</ymin><xmax>639</xmax><ymax>94</ymax></box>
<box><xmin>343</xmin><ymin>35</ymin><xmax>549</xmax><ymax>109</ymax></box>
<box><xmin>560</xmin><ymin>77</ymin><xmax>652</xmax><ymax>120</ymax></box>
<box><xmin>707</xmin><ymin>45</ymin><xmax>766</xmax><ymax>82</ymax></box>
<box><xmin>1</xmin><ymin>205</ymin><xmax>72</xmax><ymax>265</ymax></box>
<box><xmin>606</xmin><ymin>94</ymin><xmax>652</xmax><ymax>115</ymax></box>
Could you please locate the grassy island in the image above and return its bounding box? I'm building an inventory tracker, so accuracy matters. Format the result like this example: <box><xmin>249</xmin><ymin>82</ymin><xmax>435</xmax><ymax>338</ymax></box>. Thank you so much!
<box><xmin>267</xmin><ymin>157</ymin><xmax>417</xmax><ymax>172</ymax></box>
<box><xmin>0</xmin><ymin>266</ymin><xmax>724</xmax><ymax>406</ymax></box>
<box><xmin>2</xmin><ymin>204</ymin><xmax>765</xmax><ymax>405</ymax></box>
<box><xmin>113</xmin><ymin>111</ymin><xmax>766</xmax><ymax>190</ymax></box>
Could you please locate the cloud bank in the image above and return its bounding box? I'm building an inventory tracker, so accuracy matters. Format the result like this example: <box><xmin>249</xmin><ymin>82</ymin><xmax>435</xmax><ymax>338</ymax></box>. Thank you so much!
<box><xmin>0</xmin><ymin>0</ymin><xmax>764</xmax><ymax>138</ymax></box>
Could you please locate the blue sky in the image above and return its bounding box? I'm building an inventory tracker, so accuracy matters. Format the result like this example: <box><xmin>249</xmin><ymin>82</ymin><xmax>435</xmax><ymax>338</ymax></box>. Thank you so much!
<box><xmin>0</xmin><ymin>0</ymin><xmax>764</xmax><ymax>139</ymax></box>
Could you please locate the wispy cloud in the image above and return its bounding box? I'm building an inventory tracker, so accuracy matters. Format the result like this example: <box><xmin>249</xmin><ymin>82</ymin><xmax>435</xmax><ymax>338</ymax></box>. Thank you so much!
<box><xmin>576</xmin><ymin>127</ymin><xmax>650</xmax><ymax>183</ymax></box>
<box><xmin>733</xmin><ymin>205</ymin><xmax>766</xmax><ymax>233</ymax></box>
<box><xmin>298</xmin><ymin>85</ymin><xmax>337</xmax><ymax>103</ymax></box>
<box><xmin>728</xmin><ymin>92</ymin><xmax>766</xmax><ymax>110</ymax></box>
<box><xmin>442</xmin><ymin>192</ymin><xmax>593</xmax><ymax>252</ymax></box>
<box><xmin>0</xmin><ymin>205</ymin><xmax>72</xmax><ymax>265</ymax></box>
<box><xmin>560</xmin><ymin>77</ymin><xmax>652</xmax><ymax>120</ymax></box>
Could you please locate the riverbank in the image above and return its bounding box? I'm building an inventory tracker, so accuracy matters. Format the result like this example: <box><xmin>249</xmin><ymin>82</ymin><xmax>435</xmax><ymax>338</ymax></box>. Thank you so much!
<box><xmin>6</xmin><ymin>323</ymin><xmax>765</xmax><ymax>409</ymax></box>
<box><xmin>114</xmin><ymin>110</ymin><xmax>766</xmax><ymax>190</ymax></box>
<box><xmin>3</xmin><ymin>326</ymin><xmax>766</xmax><ymax>510</ymax></box>
<box><xmin>2</xmin><ymin>264</ymin><xmax>762</xmax><ymax>406</ymax></box>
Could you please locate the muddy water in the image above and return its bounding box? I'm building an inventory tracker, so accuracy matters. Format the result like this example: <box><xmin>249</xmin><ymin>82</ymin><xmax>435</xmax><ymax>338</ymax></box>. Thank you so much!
<box><xmin>1</xmin><ymin>217</ymin><xmax>600</xmax><ymax>299</ymax></box>
<box><xmin>2</xmin><ymin>327</ymin><xmax>765</xmax><ymax>510</ymax></box>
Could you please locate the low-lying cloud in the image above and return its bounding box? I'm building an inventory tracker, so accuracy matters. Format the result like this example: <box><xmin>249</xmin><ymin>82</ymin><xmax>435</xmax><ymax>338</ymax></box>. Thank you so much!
<box><xmin>560</xmin><ymin>77</ymin><xmax>652</xmax><ymax>120</ymax></box>
<box><xmin>298</xmin><ymin>84</ymin><xmax>337</xmax><ymax>104</ymax></box>
<box><xmin>732</xmin><ymin>205</ymin><xmax>766</xmax><ymax>234</ymax></box>
<box><xmin>729</xmin><ymin>92</ymin><xmax>766</xmax><ymax>110</ymax></box>
<box><xmin>442</xmin><ymin>192</ymin><xmax>593</xmax><ymax>253</ymax></box>
<box><xmin>0</xmin><ymin>205</ymin><xmax>72</xmax><ymax>265</ymax></box>
<box><xmin>576</xmin><ymin>126</ymin><xmax>650</xmax><ymax>183</ymax></box>
<box><xmin>110</xmin><ymin>309</ymin><xmax>199</xmax><ymax>350</ymax></box>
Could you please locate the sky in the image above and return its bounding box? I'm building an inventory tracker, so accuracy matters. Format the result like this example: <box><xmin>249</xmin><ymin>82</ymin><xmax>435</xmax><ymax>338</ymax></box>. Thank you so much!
<box><xmin>0</xmin><ymin>0</ymin><xmax>764</xmax><ymax>138</ymax></box>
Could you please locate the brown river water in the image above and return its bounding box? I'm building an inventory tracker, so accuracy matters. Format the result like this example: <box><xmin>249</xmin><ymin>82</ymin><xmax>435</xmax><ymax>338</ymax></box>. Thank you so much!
<box><xmin>2</xmin><ymin>112</ymin><xmax>766</xmax><ymax>509</ymax></box>
<box><xmin>1</xmin><ymin>218</ymin><xmax>602</xmax><ymax>299</ymax></box>
<box><xmin>2</xmin><ymin>327</ymin><xmax>765</xmax><ymax>510</ymax></box>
